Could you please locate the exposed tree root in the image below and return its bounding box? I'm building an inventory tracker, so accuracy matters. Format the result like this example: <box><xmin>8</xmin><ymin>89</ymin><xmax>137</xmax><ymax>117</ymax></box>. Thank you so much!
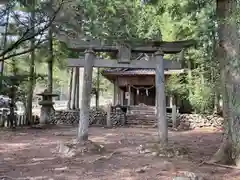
<box><xmin>210</xmin><ymin>139</ymin><xmax>234</xmax><ymax>165</ymax></box>
<box><xmin>56</xmin><ymin>139</ymin><xmax>105</xmax><ymax>157</ymax></box>
<box><xmin>89</xmin><ymin>150</ymin><xmax>120</xmax><ymax>163</ymax></box>
<box><xmin>138</xmin><ymin>142</ymin><xmax>189</xmax><ymax>158</ymax></box>
<box><xmin>201</xmin><ymin>161</ymin><xmax>240</xmax><ymax>170</ymax></box>
<box><xmin>0</xmin><ymin>176</ymin><xmax>15</xmax><ymax>179</ymax></box>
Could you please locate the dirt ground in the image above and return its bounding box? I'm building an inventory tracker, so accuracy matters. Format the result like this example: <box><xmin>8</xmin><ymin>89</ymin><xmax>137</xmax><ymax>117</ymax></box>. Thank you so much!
<box><xmin>0</xmin><ymin>126</ymin><xmax>239</xmax><ymax>180</ymax></box>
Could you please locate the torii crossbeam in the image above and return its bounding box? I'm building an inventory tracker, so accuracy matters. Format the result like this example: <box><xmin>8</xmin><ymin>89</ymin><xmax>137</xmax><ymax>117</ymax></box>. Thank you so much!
<box><xmin>68</xmin><ymin>57</ymin><xmax>182</xmax><ymax>69</ymax></box>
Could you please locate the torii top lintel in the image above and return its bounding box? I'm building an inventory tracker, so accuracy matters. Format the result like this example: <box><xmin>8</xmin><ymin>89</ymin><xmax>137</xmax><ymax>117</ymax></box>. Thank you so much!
<box><xmin>57</xmin><ymin>33</ymin><xmax>195</xmax><ymax>54</ymax></box>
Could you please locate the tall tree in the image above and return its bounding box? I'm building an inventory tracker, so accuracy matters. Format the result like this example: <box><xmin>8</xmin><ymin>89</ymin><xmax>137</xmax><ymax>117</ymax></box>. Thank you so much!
<box><xmin>26</xmin><ymin>0</ymin><xmax>36</xmax><ymax>125</ymax></box>
<box><xmin>47</xmin><ymin>0</ymin><xmax>54</xmax><ymax>93</ymax></box>
<box><xmin>211</xmin><ymin>0</ymin><xmax>240</xmax><ymax>166</ymax></box>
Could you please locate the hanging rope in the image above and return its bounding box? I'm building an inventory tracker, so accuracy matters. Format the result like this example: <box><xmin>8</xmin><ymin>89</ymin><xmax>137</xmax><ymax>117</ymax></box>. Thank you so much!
<box><xmin>128</xmin><ymin>85</ymin><xmax>155</xmax><ymax>96</ymax></box>
<box><xmin>130</xmin><ymin>85</ymin><xmax>155</xmax><ymax>90</ymax></box>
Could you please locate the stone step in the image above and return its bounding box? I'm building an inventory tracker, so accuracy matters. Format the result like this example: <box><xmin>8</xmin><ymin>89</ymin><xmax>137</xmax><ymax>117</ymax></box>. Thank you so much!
<box><xmin>127</xmin><ymin>115</ymin><xmax>156</xmax><ymax>119</ymax></box>
<box><xmin>129</xmin><ymin>108</ymin><xmax>155</xmax><ymax>112</ymax></box>
<box><xmin>126</xmin><ymin>105</ymin><xmax>174</xmax><ymax>127</ymax></box>
<box><xmin>129</xmin><ymin>111</ymin><xmax>156</xmax><ymax>115</ymax></box>
<box><xmin>127</xmin><ymin>113</ymin><xmax>172</xmax><ymax>117</ymax></box>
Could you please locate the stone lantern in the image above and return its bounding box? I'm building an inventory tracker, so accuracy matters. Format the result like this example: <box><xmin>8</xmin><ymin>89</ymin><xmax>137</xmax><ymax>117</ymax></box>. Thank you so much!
<box><xmin>37</xmin><ymin>89</ymin><xmax>59</xmax><ymax>125</ymax></box>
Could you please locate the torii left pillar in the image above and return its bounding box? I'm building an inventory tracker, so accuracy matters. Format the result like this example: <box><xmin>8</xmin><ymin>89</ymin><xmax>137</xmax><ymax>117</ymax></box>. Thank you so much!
<box><xmin>155</xmin><ymin>49</ymin><xmax>168</xmax><ymax>144</ymax></box>
<box><xmin>78</xmin><ymin>49</ymin><xmax>95</xmax><ymax>141</ymax></box>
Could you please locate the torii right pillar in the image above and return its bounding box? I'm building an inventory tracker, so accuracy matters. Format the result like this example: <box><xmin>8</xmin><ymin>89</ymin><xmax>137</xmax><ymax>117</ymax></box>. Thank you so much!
<box><xmin>155</xmin><ymin>49</ymin><xmax>168</xmax><ymax>145</ymax></box>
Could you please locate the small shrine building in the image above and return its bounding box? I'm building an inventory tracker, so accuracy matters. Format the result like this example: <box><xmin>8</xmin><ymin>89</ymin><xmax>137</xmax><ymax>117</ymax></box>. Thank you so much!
<box><xmin>102</xmin><ymin>67</ymin><xmax>185</xmax><ymax>108</ymax></box>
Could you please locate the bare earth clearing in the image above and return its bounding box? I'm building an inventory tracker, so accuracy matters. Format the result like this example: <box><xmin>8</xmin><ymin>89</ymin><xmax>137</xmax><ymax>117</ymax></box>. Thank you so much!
<box><xmin>0</xmin><ymin>127</ymin><xmax>239</xmax><ymax>180</ymax></box>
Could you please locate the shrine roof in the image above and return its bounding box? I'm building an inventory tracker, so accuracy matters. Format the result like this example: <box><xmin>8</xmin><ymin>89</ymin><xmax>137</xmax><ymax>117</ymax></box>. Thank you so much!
<box><xmin>102</xmin><ymin>68</ymin><xmax>185</xmax><ymax>76</ymax></box>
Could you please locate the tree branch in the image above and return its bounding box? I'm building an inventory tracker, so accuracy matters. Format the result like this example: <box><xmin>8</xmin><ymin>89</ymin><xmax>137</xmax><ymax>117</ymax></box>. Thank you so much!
<box><xmin>0</xmin><ymin>0</ymin><xmax>65</xmax><ymax>60</ymax></box>
<box><xmin>0</xmin><ymin>38</ymin><xmax>48</xmax><ymax>61</ymax></box>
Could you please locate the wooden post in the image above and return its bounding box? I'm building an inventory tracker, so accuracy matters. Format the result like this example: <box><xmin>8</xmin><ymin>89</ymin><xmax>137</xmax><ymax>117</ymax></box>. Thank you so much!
<box><xmin>169</xmin><ymin>96</ymin><xmax>173</xmax><ymax>108</ymax></box>
<box><xmin>120</xmin><ymin>90</ymin><xmax>124</xmax><ymax>105</ymax></box>
<box><xmin>127</xmin><ymin>84</ymin><xmax>131</xmax><ymax>106</ymax></box>
<box><xmin>78</xmin><ymin>49</ymin><xmax>95</xmax><ymax>141</ymax></box>
<box><xmin>106</xmin><ymin>103</ymin><xmax>112</xmax><ymax>128</ymax></box>
<box><xmin>113</xmin><ymin>80</ymin><xmax>117</xmax><ymax>105</ymax></box>
<box><xmin>155</xmin><ymin>49</ymin><xmax>168</xmax><ymax>145</ymax></box>
<box><xmin>116</xmin><ymin>79</ymin><xmax>120</xmax><ymax>105</ymax></box>
<box><xmin>172</xmin><ymin>96</ymin><xmax>177</xmax><ymax>128</ymax></box>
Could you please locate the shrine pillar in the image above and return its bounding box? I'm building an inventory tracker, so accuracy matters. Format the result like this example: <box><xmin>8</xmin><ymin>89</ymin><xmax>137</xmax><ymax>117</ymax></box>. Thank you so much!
<box><xmin>171</xmin><ymin>95</ymin><xmax>178</xmax><ymax>128</ymax></box>
<box><xmin>155</xmin><ymin>49</ymin><xmax>168</xmax><ymax>144</ymax></box>
<box><xmin>113</xmin><ymin>78</ymin><xmax>121</xmax><ymax>105</ymax></box>
<box><xmin>78</xmin><ymin>49</ymin><xmax>95</xmax><ymax>141</ymax></box>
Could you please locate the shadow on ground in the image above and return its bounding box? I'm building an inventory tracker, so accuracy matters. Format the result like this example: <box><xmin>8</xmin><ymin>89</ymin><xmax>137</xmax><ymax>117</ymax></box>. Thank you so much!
<box><xmin>0</xmin><ymin>126</ymin><xmax>239</xmax><ymax>180</ymax></box>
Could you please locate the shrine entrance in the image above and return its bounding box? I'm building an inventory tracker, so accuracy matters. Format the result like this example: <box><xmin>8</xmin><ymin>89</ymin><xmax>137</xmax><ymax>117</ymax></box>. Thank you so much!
<box><xmin>121</xmin><ymin>85</ymin><xmax>155</xmax><ymax>106</ymax></box>
<box><xmin>133</xmin><ymin>86</ymin><xmax>155</xmax><ymax>106</ymax></box>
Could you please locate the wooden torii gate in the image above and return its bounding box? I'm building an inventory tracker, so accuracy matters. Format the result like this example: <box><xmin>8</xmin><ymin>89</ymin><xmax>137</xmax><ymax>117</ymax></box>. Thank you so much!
<box><xmin>58</xmin><ymin>33</ymin><xmax>194</xmax><ymax>143</ymax></box>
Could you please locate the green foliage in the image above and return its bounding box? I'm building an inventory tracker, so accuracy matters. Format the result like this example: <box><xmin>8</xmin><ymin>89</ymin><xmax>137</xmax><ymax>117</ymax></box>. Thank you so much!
<box><xmin>165</xmin><ymin>74</ymin><xmax>187</xmax><ymax>97</ymax></box>
<box><xmin>1</xmin><ymin>0</ymin><xmax>233</xmax><ymax>115</ymax></box>
<box><xmin>188</xmin><ymin>77</ymin><xmax>214</xmax><ymax>114</ymax></box>
<box><xmin>58</xmin><ymin>0</ymin><xmax>164</xmax><ymax>43</ymax></box>
<box><xmin>157</xmin><ymin>0</ymin><xmax>218</xmax><ymax>114</ymax></box>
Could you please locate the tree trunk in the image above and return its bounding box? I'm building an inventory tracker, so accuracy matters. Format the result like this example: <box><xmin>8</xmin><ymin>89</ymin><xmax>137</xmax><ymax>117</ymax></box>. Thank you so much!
<box><xmin>214</xmin><ymin>92</ymin><xmax>221</xmax><ymax>114</ymax></box>
<box><xmin>212</xmin><ymin>26</ymin><xmax>221</xmax><ymax>115</ymax></box>
<box><xmin>72</xmin><ymin>68</ymin><xmax>77</xmax><ymax>109</ymax></box>
<box><xmin>9</xmin><ymin>86</ymin><xmax>16</xmax><ymax>128</ymax></box>
<box><xmin>9</xmin><ymin>59</ymin><xmax>18</xmax><ymax>128</ymax></box>
<box><xmin>26</xmin><ymin>0</ymin><xmax>35</xmax><ymax>125</ymax></box>
<box><xmin>187</xmin><ymin>59</ymin><xmax>192</xmax><ymax>96</ymax></box>
<box><xmin>212</xmin><ymin>0</ymin><xmax>240</xmax><ymax>166</ymax></box>
<box><xmin>75</xmin><ymin>67</ymin><xmax>79</xmax><ymax>109</ymax></box>
<box><xmin>47</xmin><ymin>0</ymin><xmax>53</xmax><ymax>94</ymax></box>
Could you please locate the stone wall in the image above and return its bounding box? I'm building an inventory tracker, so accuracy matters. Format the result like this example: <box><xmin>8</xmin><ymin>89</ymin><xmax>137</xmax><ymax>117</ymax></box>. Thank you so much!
<box><xmin>50</xmin><ymin>108</ymin><xmax>107</xmax><ymax>125</ymax></box>
<box><xmin>49</xmin><ymin>108</ymin><xmax>224</xmax><ymax>130</ymax></box>
<box><xmin>50</xmin><ymin>105</ymin><xmax>127</xmax><ymax>126</ymax></box>
<box><xmin>110</xmin><ymin>106</ymin><xmax>126</xmax><ymax>126</ymax></box>
<box><xmin>50</xmin><ymin>110</ymin><xmax>79</xmax><ymax>125</ymax></box>
<box><xmin>177</xmin><ymin>114</ymin><xmax>224</xmax><ymax>130</ymax></box>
